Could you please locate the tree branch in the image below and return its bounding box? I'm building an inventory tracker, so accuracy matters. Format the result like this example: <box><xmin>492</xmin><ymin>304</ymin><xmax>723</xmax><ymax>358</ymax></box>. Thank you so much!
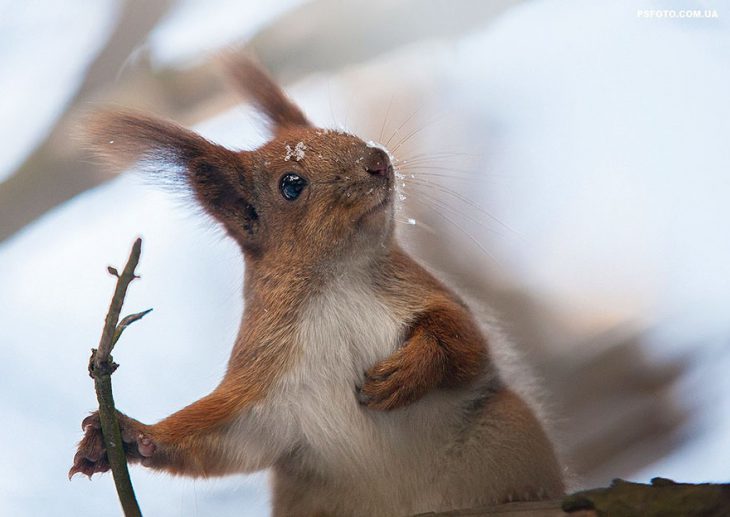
<box><xmin>415</xmin><ymin>479</ymin><xmax>730</xmax><ymax>516</ymax></box>
<box><xmin>562</xmin><ymin>478</ymin><xmax>730</xmax><ymax>516</ymax></box>
<box><xmin>87</xmin><ymin>238</ymin><xmax>150</xmax><ymax>517</ymax></box>
<box><xmin>0</xmin><ymin>0</ymin><xmax>524</xmax><ymax>245</ymax></box>
<box><xmin>0</xmin><ymin>0</ymin><xmax>174</xmax><ymax>245</ymax></box>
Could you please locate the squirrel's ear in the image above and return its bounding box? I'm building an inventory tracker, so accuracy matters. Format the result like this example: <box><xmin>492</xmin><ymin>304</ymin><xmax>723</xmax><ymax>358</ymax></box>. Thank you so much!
<box><xmin>86</xmin><ymin>110</ymin><xmax>235</xmax><ymax>172</ymax></box>
<box><xmin>86</xmin><ymin>110</ymin><xmax>241</xmax><ymax>185</ymax></box>
<box><xmin>225</xmin><ymin>55</ymin><xmax>311</xmax><ymax>132</ymax></box>
<box><xmin>86</xmin><ymin>110</ymin><xmax>261</xmax><ymax>247</ymax></box>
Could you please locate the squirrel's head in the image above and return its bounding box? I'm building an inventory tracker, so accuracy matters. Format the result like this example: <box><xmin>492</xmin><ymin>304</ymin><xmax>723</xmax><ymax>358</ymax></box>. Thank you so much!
<box><xmin>88</xmin><ymin>58</ymin><xmax>395</xmax><ymax>265</ymax></box>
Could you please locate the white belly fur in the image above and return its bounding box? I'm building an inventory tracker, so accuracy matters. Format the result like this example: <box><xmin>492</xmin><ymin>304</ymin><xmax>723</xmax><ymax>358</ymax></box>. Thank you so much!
<box><xmin>269</xmin><ymin>273</ymin><xmax>476</xmax><ymax>514</ymax></box>
<box><xmin>240</xmin><ymin>269</ymin><xmax>562</xmax><ymax>517</ymax></box>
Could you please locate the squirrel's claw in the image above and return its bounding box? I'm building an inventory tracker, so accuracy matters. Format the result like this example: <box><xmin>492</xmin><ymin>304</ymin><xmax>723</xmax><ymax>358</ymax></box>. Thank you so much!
<box><xmin>69</xmin><ymin>410</ymin><xmax>154</xmax><ymax>480</ymax></box>
<box><xmin>69</xmin><ymin>414</ymin><xmax>110</xmax><ymax>479</ymax></box>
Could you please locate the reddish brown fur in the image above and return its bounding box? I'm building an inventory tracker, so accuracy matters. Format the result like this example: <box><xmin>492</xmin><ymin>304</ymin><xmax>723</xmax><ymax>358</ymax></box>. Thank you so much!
<box><xmin>359</xmin><ymin>249</ymin><xmax>489</xmax><ymax>410</ymax></box>
<box><xmin>70</xmin><ymin>57</ymin><xmax>536</xmax><ymax>494</ymax></box>
<box><xmin>477</xmin><ymin>390</ymin><xmax>565</xmax><ymax>501</ymax></box>
<box><xmin>225</xmin><ymin>55</ymin><xmax>310</xmax><ymax>131</ymax></box>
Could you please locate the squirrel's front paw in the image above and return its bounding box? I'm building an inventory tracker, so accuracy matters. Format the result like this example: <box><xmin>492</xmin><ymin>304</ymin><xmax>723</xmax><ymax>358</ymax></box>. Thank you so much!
<box><xmin>69</xmin><ymin>411</ymin><xmax>156</xmax><ymax>479</ymax></box>
<box><xmin>357</xmin><ymin>351</ymin><xmax>433</xmax><ymax>411</ymax></box>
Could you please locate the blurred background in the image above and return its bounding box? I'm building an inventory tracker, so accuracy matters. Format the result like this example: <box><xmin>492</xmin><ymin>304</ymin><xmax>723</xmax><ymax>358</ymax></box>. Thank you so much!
<box><xmin>1</xmin><ymin>0</ymin><xmax>728</xmax><ymax>515</ymax></box>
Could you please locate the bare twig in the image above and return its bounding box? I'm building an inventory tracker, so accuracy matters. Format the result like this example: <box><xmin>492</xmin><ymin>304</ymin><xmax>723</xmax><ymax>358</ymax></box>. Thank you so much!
<box><xmin>88</xmin><ymin>237</ymin><xmax>151</xmax><ymax>517</ymax></box>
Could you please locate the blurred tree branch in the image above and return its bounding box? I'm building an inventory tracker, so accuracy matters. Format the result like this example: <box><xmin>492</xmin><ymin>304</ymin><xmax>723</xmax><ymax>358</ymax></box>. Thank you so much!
<box><xmin>0</xmin><ymin>0</ymin><xmax>174</xmax><ymax>244</ymax></box>
<box><xmin>0</xmin><ymin>0</ymin><xmax>521</xmax><ymax>245</ymax></box>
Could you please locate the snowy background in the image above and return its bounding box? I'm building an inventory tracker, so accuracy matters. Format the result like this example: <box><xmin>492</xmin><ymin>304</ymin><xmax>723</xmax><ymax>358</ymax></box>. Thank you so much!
<box><xmin>1</xmin><ymin>0</ymin><xmax>729</xmax><ymax>515</ymax></box>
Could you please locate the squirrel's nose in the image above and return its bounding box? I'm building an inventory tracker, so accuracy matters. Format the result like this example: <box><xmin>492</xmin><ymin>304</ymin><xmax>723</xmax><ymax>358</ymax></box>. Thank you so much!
<box><xmin>365</xmin><ymin>147</ymin><xmax>392</xmax><ymax>177</ymax></box>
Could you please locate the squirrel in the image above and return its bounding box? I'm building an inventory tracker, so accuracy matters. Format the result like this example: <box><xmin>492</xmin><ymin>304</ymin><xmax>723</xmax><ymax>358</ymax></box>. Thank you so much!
<box><xmin>70</xmin><ymin>58</ymin><xmax>565</xmax><ymax>516</ymax></box>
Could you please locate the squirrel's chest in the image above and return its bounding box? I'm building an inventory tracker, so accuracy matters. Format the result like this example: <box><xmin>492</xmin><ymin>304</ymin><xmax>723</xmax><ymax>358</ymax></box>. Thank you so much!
<box><xmin>278</xmin><ymin>277</ymin><xmax>406</xmax><ymax>452</ymax></box>
<box><xmin>295</xmin><ymin>278</ymin><xmax>405</xmax><ymax>378</ymax></box>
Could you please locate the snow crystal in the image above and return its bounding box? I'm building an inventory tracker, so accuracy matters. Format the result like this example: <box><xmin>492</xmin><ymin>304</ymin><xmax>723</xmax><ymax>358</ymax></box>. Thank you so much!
<box><xmin>284</xmin><ymin>141</ymin><xmax>306</xmax><ymax>161</ymax></box>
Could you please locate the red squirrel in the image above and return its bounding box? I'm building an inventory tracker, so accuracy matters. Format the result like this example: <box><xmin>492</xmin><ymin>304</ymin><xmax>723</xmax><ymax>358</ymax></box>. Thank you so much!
<box><xmin>70</xmin><ymin>58</ymin><xmax>564</xmax><ymax>516</ymax></box>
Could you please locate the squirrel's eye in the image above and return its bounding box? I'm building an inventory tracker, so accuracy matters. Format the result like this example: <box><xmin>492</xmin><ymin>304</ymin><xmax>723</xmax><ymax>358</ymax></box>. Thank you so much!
<box><xmin>279</xmin><ymin>173</ymin><xmax>307</xmax><ymax>201</ymax></box>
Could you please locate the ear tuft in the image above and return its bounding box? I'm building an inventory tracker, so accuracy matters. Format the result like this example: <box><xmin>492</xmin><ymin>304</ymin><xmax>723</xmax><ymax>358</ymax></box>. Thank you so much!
<box><xmin>224</xmin><ymin>54</ymin><xmax>310</xmax><ymax>131</ymax></box>
<box><xmin>84</xmin><ymin>110</ymin><xmax>238</xmax><ymax>185</ymax></box>
<box><xmin>84</xmin><ymin>108</ymin><xmax>262</xmax><ymax>250</ymax></box>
